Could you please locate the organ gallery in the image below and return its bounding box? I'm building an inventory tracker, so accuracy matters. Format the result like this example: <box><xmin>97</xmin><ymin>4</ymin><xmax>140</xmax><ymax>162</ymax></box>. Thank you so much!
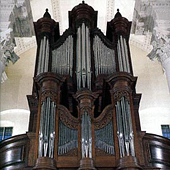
<box><xmin>0</xmin><ymin>2</ymin><xmax>170</xmax><ymax>170</ymax></box>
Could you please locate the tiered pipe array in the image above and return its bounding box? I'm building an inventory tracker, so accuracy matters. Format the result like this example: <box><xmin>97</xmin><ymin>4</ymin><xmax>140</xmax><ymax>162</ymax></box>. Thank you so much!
<box><xmin>81</xmin><ymin>111</ymin><xmax>92</xmax><ymax>158</ymax></box>
<box><xmin>95</xmin><ymin>121</ymin><xmax>115</xmax><ymax>155</ymax></box>
<box><xmin>38</xmin><ymin>97</ymin><xmax>56</xmax><ymax>158</ymax></box>
<box><xmin>58</xmin><ymin>121</ymin><xmax>78</xmax><ymax>155</ymax></box>
<box><xmin>117</xmin><ymin>35</ymin><xmax>130</xmax><ymax>73</ymax></box>
<box><xmin>93</xmin><ymin>35</ymin><xmax>115</xmax><ymax>76</ymax></box>
<box><xmin>37</xmin><ymin>36</ymin><xmax>50</xmax><ymax>75</ymax></box>
<box><xmin>52</xmin><ymin>35</ymin><xmax>73</xmax><ymax>76</ymax></box>
<box><xmin>115</xmin><ymin>97</ymin><xmax>135</xmax><ymax>157</ymax></box>
<box><xmin>76</xmin><ymin>23</ymin><xmax>91</xmax><ymax>90</ymax></box>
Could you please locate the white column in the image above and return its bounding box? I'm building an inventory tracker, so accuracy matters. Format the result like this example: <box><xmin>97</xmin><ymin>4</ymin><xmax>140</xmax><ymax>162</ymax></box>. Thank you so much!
<box><xmin>0</xmin><ymin>61</ymin><xmax>5</xmax><ymax>83</ymax></box>
<box><xmin>162</xmin><ymin>57</ymin><xmax>170</xmax><ymax>92</ymax></box>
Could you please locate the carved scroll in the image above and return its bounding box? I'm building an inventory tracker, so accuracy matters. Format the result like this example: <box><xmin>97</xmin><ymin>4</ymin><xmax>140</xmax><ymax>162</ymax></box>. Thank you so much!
<box><xmin>52</xmin><ymin>35</ymin><xmax>73</xmax><ymax>76</ymax></box>
<box><xmin>93</xmin><ymin>35</ymin><xmax>116</xmax><ymax>76</ymax></box>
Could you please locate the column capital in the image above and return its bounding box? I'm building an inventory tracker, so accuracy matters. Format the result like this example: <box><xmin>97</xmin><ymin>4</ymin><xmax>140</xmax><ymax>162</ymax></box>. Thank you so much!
<box><xmin>148</xmin><ymin>28</ymin><xmax>170</xmax><ymax>63</ymax></box>
<box><xmin>74</xmin><ymin>89</ymin><xmax>98</xmax><ymax>105</ymax></box>
<box><xmin>34</xmin><ymin>72</ymin><xmax>65</xmax><ymax>98</ymax></box>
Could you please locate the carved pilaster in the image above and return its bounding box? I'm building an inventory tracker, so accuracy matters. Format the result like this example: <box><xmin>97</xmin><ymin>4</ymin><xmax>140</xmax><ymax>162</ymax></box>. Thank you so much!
<box><xmin>74</xmin><ymin>89</ymin><xmax>98</xmax><ymax>170</ymax></box>
<box><xmin>33</xmin><ymin>72</ymin><xmax>65</xmax><ymax>169</ymax></box>
<box><xmin>106</xmin><ymin>73</ymin><xmax>141</xmax><ymax>168</ymax></box>
<box><xmin>74</xmin><ymin>89</ymin><xmax>98</xmax><ymax>115</ymax></box>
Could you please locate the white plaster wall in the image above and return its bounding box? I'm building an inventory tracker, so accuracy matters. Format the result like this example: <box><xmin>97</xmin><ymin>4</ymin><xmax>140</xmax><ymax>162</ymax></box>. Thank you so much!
<box><xmin>0</xmin><ymin>46</ymin><xmax>36</xmax><ymax>111</ymax></box>
<box><xmin>0</xmin><ymin>46</ymin><xmax>36</xmax><ymax>136</ymax></box>
<box><xmin>0</xmin><ymin>109</ymin><xmax>30</xmax><ymax>136</ymax></box>
<box><xmin>130</xmin><ymin>44</ymin><xmax>170</xmax><ymax>135</ymax></box>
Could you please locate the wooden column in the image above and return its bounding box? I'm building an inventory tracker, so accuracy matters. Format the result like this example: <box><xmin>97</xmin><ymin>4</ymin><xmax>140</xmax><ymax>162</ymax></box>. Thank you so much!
<box><xmin>33</xmin><ymin>72</ymin><xmax>65</xmax><ymax>170</ymax></box>
<box><xmin>74</xmin><ymin>89</ymin><xmax>98</xmax><ymax>170</ymax></box>
<box><xmin>106</xmin><ymin>73</ymin><xmax>142</xmax><ymax>170</ymax></box>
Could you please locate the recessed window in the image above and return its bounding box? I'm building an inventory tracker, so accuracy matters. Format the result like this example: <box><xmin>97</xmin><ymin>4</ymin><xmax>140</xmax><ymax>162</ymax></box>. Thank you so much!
<box><xmin>161</xmin><ymin>125</ymin><xmax>170</xmax><ymax>139</ymax></box>
<box><xmin>0</xmin><ymin>127</ymin><xmax>13</xmax><ymax>141</ymax></box>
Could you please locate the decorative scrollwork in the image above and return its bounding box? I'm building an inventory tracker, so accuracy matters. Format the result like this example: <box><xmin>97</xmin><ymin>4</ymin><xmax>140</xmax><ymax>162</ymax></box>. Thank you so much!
<box><xmin>41</xmin><ymin>90</ymin><xmax>58</xmax><ymax>102</ymax></box>
<box><xmin>94</xmin><ymin>105</ymin><xmax>113</xmax><ymax>129</ymax></box>
<box><xmin>112</xmin><ymin>86</ymin><xmax>131</xmax><ymax>102</ymax></box>
<box><xmin>58</xmin><ymin>105</ymin><xmax>79</xmax><ymax>129</ymax></box>
<box><xmin>113</xmin><ymin>90</ymin><xmax>130</xmax><ymax>102</ymax></box>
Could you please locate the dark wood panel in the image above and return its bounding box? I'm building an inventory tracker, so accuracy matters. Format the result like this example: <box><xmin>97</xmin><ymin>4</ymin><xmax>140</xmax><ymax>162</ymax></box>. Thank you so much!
<box><xmin>143</xmin><ymin>133</ymin><xmax>170</xmax><ymax>169</ymax></box>
<box><xmin>0</xmin><ymin>134</ymin><xmax>29</xmax><ymax>170</ymax></box>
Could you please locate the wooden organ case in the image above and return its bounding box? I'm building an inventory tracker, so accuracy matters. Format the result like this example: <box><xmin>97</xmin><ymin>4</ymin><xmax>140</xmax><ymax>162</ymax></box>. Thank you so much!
<box><xmin>1</xmin><ymin>2</ymin><xmax>170</xmax><ymax>170</ymax></box>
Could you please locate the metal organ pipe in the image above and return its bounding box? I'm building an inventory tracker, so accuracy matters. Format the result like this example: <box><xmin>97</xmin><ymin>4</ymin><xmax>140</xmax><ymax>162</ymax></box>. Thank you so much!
<box><xmin>38</xmin><ymin>97</ymin><xmax>56</xmax><ymax>158</ymax></box>
<box><xmin>76</xmin><ymin>27</ymin><xmax>82</xmax><ymax>89</ymax></box>
<box><xmin>81</xmin><ymin>112</ymin><xmax>92</xmax><ymax>158</ymax></box>
<box><xmin>117</xmin><ymin>38</ymin><xmax>123</xmax><ymax>72</ymax></box>
<box><xmin>86</xmin><ymin>26</ymin><xmax>91</xmax><ymax>90</ymax></box>
<box><xmin>115</xmin><ymin>97</ymin><xmax>135</xmax><ymax>158</ymax></box>
<box><xmin>76</xmin><ymin>23</ymin><xmax>91</xmax><ymax>90</ymax></box>
<box><xmin>117</xmin><ymin>35</ymin><xmax>130</xmax><ymax>73</ymax></box>
<box><xmin>82</xmin><ymin>23</ymin><xmax>86</xmax><ymax>88</ymax></box>
<box><xmin>37</xmin><ymin>36</ymin><xmax>50</xmax><ymax>75</ymax></box>
<box><xmin>58</xmin><ymin>121</ymin><xmax>78</xmax><ymax>155</ymax></box>
<box><xmin>123</xmin><ymin>38</ymin><xmax>130</xmax><ymax>73</ymax></box>
<box><xmin>93</xmin><ymin>35</ymin><xmax>115</xmax><ymax>77</ymax></box>
<box><xmin>95</xmin><ymin>121</ymin><xmax>115</xmax><ymax>155</ymax></box>
<box><xmin>52</xmin><ymin>35</ymin><xmax>73</xmax><ymax>76</ymax></box>
<box><xmin>120</xmin><ymin>36</ymin><xmax>127</xmax><ymax>72</ymax></box>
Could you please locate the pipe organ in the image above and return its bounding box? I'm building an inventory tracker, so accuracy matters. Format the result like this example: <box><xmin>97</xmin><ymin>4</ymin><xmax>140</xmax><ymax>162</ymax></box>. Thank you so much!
<box><xmin>1</xmin><ymin>2</ymin><xmax>170</xmax><ymax>170</ymax></box>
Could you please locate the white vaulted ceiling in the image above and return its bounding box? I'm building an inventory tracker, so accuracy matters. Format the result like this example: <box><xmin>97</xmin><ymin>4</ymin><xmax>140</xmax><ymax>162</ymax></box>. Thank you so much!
<box><xmin>30</xmin><ymin>0</ymin><xmax>135</xmax><ymax>34</ymax></box>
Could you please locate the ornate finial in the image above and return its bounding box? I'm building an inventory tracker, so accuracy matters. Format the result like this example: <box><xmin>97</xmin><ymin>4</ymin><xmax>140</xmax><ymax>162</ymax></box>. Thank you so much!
<box><xmin>43</xmin><ymin>8</ymin><xmax>51</xmax><ymax>18</ymax></box>
<box><xmin>82</xmin><ymin>1</ymin><xmax>85</xmax><ymax>4</ymax></box>
<box><xmin>115</xmin><ymin>8</ymin><xmax>122</xmax><ymax>18</ymax></box>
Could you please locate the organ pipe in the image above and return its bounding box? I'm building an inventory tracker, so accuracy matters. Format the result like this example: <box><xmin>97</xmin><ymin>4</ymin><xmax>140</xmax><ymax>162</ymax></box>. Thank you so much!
<box><xmin>58</xmin><ymin>121</ymin><xmax>78</xmax><ymax>155</ymax></box>
<box><xmin>38</xmin><ymin>97</ymin><xmax>56</xmax><ymax>158</ymax></box>
<box><xmin>52</xmin><ymin>35</ymin><xmax>73</xmax><ymax>76</ymax></box>
<box><xmin>117</xmin><ymin>35</ymin><xmax>130</xmax><ymax>73</ymax></box>
<box><xmin>93</xmin><ymin>35</ymin><xmax>115</xmax><ymax>76</ymax></box>
<box><xmin>81</xmin><ymin>111</ymin><xmax>92</xmax><ymax>158</ymax></box>
<box><xmin>115</xmin><ymin>97</ymin><xmax>135</xmax><ymax>157</ymax></box>
<box><xmin>95</xmin><ymin>121</ymin><xmax>115</xmax><ymax>155</ymax></box>
<box><xmin>76</xmin><ymin>23</ymin><xmax>91</xmax><ymax>90</ymax></box>
<box><xmin>37</xmin><ymin>36</ymin><xmax>50</xmax><ymax>75</ymax></box>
